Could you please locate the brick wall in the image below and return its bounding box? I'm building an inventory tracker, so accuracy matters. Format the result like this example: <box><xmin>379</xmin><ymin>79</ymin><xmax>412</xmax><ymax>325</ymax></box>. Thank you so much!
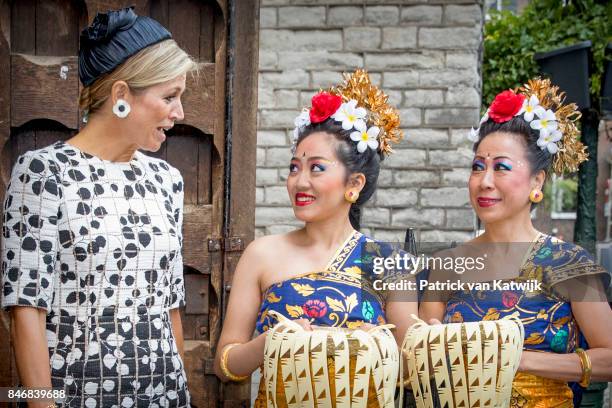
<box><xmin>255</xmin><ymin>0</ymin><xmax>484</xmax><ymax>243</ymax></box>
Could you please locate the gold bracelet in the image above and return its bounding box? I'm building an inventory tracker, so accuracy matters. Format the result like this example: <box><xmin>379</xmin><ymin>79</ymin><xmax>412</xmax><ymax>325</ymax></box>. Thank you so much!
<box><xmin>575</xmin><ymin>348</ymin><xmax>592</xmax><ymax>388</ymax></box>
<box><xmin>220</xmin><ymin>343</ymin><xmax>249</xmax><ymax>382</ymax></box>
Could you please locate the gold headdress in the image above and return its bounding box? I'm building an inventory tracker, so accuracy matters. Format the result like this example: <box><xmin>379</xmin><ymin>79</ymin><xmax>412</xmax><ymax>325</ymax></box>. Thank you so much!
<box><xmin>519</xmin><ymin>78</ymin><xmax>587</xmax><ymax>175</ymax></box>
<box><xmin>470</xmin><ymin>77</ymin><xmax>588</xmax><ymax>176</ymax></box>
<box><xmin>331</xmin><ymin>70</ymin><xmax>404</xmax><ymax>157</ymax></box>
<box><xmin>292</xmin><ymin>69</ymin><xmax>403</xmax><ymax>157</ymax></box>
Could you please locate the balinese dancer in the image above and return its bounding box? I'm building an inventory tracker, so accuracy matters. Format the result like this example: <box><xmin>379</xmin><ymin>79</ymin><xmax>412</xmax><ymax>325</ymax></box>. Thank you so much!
<box><xmin>420</xmin><ymin>78</ymin><xmax>612</xmax><ymax>407</ymax></box>
<box><xmin>213</xmin><ymin>70</ymin><xmax>418</xmax><ymax>406</ymax></box>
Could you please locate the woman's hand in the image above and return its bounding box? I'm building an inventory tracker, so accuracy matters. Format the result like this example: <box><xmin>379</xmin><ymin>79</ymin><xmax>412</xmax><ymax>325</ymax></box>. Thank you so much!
<box><xmin>292</xmin><ymin>318</ymin><xmax>314</xmax><ymax>331</ymax></box>
<box><xmin>10</xmin><ymin>307</ymin><xmax>52</xmax><ymax>395</ymax></box>
<box><xmin>214</xmin><ymin>237</ymin><xmax>277</xmax><ymax>382</ymax></box>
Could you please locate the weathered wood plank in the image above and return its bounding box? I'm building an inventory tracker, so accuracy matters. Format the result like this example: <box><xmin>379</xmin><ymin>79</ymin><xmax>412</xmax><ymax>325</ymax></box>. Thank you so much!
<box><xmin>199</xmin><ymin>2</ymin><xmax>215</xmax><ymax>63</ymax></box>
<box><xmin>166</xmin><ymin>132</ymin><xmax>199</xmax><ymax>205</ymax></box>
<box><xmin>143</xmin><ymin>138</ymin><xmax>167</xmax><ymax>161</ymax></box>
<box><xmin>183</xmin><ymin>340</ymin><xmax>218</xmax><ymax>408</ymax></box>
<box><xmin>0</xmin><ymin>0</ymin><xmax>11</xmax><ymax>185</ymax></box>
<box><xmin>181</xmin><ymin>62</ymin><xmax>216</xmax><ymax>134</ymax></box>
<box><xmin>208</xmin><ymin>5</ymin><xmax>228</xmax><ymax>385</ymax></box>
<box><xmin>168</xmin><ymin>0</ymin><xmax>200</xmax><ymax>58</ymax></box>
<box><xmin>83</xmin><ymin>0</ymin><xmax>150</xmax><ymax>22</ymax></box>
<box><xmin>184</xmin><ymin>273</ymin><xmax>210</xmax><ymax>315</ymax></box>
<box><xmin>149</xmin><ymin>0</ymin><xmax>169</xmax><ymax>27</ymax></box>
<box><xmin>11</xmin><ymin>55</ymin><xmax>79</xmax><ymax>129</ymax></box>
<box><xmin>35</xmin><ymin>0</ymin><xmax>80</xmax><ymax>56</ymax></box>
<box><xmin>10</xmin><ymin>0</ymin><xmax>36</xmax><ymax>54</ymax></box>
<box><xmin>0</xmin><ymin>0</ymin><xmax>15</xmax><ymax>387</ymax></box>
<box><xmin>16</xmin><ymin>128</ymin><xmax>37</xmax><ymax>159</ymax></box>
<box><xmin>198</xmin><ymin>136</ymin><xmax>212</xmax><ymax>205</ymax></box>
<box><xmin>182</xmin><ymin>204</ymin><xmax>212</xmax><ymax>274</ymax></box>
<box><xmin>35</xmin><ymin>128</ymin><xmax>74</xmax><ymax>149</ymax></box>
<box><xmin>221</xmin><ymin>0</ymin><xmax>260</xmax><ymax>404</ymax></box>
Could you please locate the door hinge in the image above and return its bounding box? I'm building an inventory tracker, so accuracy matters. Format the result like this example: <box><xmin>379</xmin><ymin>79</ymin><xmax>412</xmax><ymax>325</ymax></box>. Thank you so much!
<box><xmin>207</xmin><ymin>237</ymin><xmax>245</xmax><ymax>252</ymax></box>
<box><xmin>224</xmin><ymin>236</ymin><xmax>244</xmax><ymax>252</ymax></box>
<box><xmin>208</xmin><ymin>238</ymin><xmax>222</xmax><ymax>252</ymax></box>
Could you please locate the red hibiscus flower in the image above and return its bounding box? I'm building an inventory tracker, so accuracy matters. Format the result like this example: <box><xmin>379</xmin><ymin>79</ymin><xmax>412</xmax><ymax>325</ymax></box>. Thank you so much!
<box><xmin>302</xmin><ymin>299</ymin><xmax>328</xmax><ymax>318</ymax></box>
<box><xmin>310</xmin><ymin>92</ymin><xmax>342</xmax><ymax>123</ymax></box>
<box><xmin>502</xmin><ymin>291</ymin><xmax>519</xmax><ymax>308</ymax></box>
<box><xmin>488</xmin><ymin>90</ymin><xmax>525</xmax><ymax>123</ymax></box>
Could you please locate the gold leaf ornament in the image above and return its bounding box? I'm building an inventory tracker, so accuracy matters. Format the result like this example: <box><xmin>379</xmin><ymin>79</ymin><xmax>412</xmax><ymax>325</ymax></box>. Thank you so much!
<box><xmin>291</xmin><ymin>282</ymin><xmax>315</xmax><ymax>297</ymax></box>
<box><xmin>266</xmin><ymin>292</ymin><xmax>282</xmax><ymax>303</ymax></box>
<box><xmin>330</xmin><ymin>69</ymin><xmax>404</xmax><ymax>157</ymax></box>
<box><xmin>483</xmin><ymin>308</ymin><xmax>500</xmax><ymax>321</ymax></box>
<box><xmin>552</xmin><ymin>316</ymin><xmax>570</xmax><ymax>329</ymax></box>
<box><xmin>524</xmin><ymin>332</ymin><xmax>545</xmax><ymax>345</ymax></box>
<box><xmin>346</xmin><ymin>320</ymin><xmax>366</xmax><ymax>330</ymax></box>
<box><xmin>344</xmin><ymin>293</ymin><xmax>358</xmax><ymax>314</ymax></box>
<box><xmin>518</xmin><ymin>78</ymin><xmax>588</xmax><ymax>176</ymax></box>
<box><xmin>326</xmin><ymin>296</ymin><xmax>346</xmax><ymax>313</ymax></box>
<box><xmin>286</xmin><ymin>304</ymin><xmax>305</xmax><ymax>318</ymax></box>
<box><xmin>342</xmin><ymin>266</ymin><xmax>363</xmax><ymax>278</ymax></box>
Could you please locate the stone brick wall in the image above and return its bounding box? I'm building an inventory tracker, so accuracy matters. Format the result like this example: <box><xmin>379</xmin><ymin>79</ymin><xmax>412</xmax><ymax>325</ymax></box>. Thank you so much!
<box><xmin>255</xmin><ymin>0</ymin><xmax>484</xmax><ymax>243</ymax></box>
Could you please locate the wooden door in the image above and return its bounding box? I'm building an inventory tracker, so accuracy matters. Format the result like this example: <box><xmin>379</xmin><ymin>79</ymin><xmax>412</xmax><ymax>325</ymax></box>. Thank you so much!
<box><xmin>0</xmin><ymin>1</ymin><xmax>259</xmax><ymax>406</ymax></box>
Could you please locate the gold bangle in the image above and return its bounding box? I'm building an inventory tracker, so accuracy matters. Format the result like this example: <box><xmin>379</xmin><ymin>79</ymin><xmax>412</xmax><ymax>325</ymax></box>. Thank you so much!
<box><xmin>220</xmin><ymin>342</ymin><xmax>249</xmax><ymax>382</ymax></box>
<box><xmin>575</xmin><ymin>347</ymin><xmax>592</xmax><ymax>388</ymax></box>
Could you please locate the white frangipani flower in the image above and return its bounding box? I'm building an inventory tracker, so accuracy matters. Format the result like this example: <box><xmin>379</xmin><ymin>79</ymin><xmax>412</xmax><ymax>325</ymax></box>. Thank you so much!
<box><xmin>468</xmin><ymin>127</ymin><xmax>480</xmax><ymax>142</ymax></box>
<box><xmin>530</xmin><ymin>108</ymin><xmax>558</xmax><ymax>137</ymax></box>
<box><xmin>292</xmin><ymin>127</ymin><xmax>299</xmax><ymax>143</ymax></box>
<box><xmin>332</xmin><ymin>99</ymin><xmax>367</xmax><ymax>130</ymax></box>
<box><xmin>537</xmin><ymin>129</ymin><xmax>562</xmax><ymax>154</ymax></box>
<box><xmin>294</xmin><ymin>110</ymin><xmax>310</xmax><ymax>129</ymax></box>
<box><xmin>292</xmin><ymin>110</ymin><xmax>310</xmax><ymax>149</ymax></box>
<box><xmin>350</xmin><ymin>121</ymin><xmax>379</xmax><ymax>153</ymax></box>
<box><xmin>518</xmin><ymin>94</ymin><xmax>545</xmax><ymax>122</ymax></box>
<box><xmin>479</xmin><ymin>109</ymin><xmax>489</xmax><ymax>126</ymax></box>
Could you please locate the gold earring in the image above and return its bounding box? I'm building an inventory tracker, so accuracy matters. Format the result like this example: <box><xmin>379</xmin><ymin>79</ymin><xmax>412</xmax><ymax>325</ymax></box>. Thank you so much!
<box><xmin>529</xmin><ymin>189</ymin><xmax>543</xmax><ymax>203</ymax></box>
<box><xmin>345</xmin><ymin>190</ymin><xmax>359</xmax><ymax>203</ymax></box>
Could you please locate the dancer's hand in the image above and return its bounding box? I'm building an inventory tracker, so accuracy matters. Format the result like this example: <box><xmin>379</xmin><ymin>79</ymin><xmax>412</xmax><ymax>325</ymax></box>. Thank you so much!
<box><xmin>293</xmin><ymin>318</ymin><xmax>314</xmax><ymax>331</ymax></box>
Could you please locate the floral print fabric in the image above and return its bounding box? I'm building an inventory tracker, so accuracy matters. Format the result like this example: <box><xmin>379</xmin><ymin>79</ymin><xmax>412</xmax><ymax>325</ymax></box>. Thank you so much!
<box><xmin>1</xmin><ymin>141</ymin><xmax>189</xmax><ymax>407</ymax></box>
<box><xmin>442</xmin><ymin>234</ymin><xmax>609</xmax><ymax>407</ymax></box>
<box><xmin>256</xmin><ymin>231</ymin><xmax>393</xmax><ymax>333</ymax></box>
<box><xmin>443</xmin><ymin>234</ymin><xmax>608</xmax><ymax>352</ymax></box>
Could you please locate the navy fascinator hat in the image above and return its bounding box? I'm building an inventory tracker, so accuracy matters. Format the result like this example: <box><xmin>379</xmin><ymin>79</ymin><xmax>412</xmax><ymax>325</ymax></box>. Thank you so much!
<box><xmin>78</xmin><ymin>7</ymin><xmax>171</xmax><ymax>86</ymax></box>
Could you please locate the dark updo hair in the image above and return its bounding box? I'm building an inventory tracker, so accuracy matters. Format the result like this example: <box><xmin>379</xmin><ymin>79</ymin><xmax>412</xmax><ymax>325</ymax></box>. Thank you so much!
<box><xmin>296</xmin><ymin>118</ymin><xmax>382</xmax><ymax>230</ymax></box>
<box><xmin>475</xmin><ymin>116</ymin><xmax>552</xmax><ymax>208</ymax></box>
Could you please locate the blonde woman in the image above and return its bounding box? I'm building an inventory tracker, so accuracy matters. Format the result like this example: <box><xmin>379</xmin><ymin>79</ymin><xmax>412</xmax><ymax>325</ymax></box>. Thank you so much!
<box><xmin>1</xmin><ymin>7</ymin><xmax>198</xmax><ymax>407</ymax></box>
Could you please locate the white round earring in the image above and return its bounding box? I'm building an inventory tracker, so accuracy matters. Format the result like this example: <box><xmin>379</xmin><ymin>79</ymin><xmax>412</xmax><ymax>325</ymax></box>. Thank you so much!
<box><xmin>112</xmin><ymin>99</ymin><xmax>131</xmax><ymax>118</ymax></box>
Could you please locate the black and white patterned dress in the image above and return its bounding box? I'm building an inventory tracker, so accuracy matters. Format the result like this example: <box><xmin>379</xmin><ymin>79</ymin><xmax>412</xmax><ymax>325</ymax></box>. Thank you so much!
<box><xmin>1</xmin><ymin>141</ymin><xmax>190</xmax><ymax>407</ymax></box>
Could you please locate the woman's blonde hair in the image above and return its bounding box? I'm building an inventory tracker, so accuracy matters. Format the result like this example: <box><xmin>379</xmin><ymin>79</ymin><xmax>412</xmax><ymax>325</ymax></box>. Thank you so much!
<box><xmin>79</xmin><ymin>39</ymin><xmax>199</xmax><ymax>115</ymax></box>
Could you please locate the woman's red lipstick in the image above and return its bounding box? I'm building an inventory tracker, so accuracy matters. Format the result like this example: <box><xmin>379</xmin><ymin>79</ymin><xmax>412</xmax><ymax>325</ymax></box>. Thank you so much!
<box><xmin>295</xmin><ymin>192</ymin><xmax>316</xmax><ymax>206</ymax></box>
<box><xmin>477</xmin><ymin>197</ymin><xmax>501</xmax><ymax>207</ymax></box>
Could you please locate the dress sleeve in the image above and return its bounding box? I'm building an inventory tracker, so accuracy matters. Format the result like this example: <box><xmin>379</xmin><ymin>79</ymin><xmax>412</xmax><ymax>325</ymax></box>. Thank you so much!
<box><xmin>169</xmin><ymin>168</ymin><xmax>185</xmax><ymax>309</ymax></box>
<box><xmin>544</xmin><ymin>240</ymin><xmax>611</xmax><ymax>301</ymax></box>
<box><xmin>1</xmin><ymin>151</ymin><xmax>61</xmax><ymax>313</ymax></box>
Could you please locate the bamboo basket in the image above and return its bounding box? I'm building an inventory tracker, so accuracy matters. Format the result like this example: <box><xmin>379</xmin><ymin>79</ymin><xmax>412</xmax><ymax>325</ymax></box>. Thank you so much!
<box><xmin>400</xmin><ymin>315</ymin><xmax>524</xmax><ymax>408</ymax></box>
<box><xmin>263</xmin><ymin>311</ymin><xmax>399</xmax><ymax>408</ymax></box>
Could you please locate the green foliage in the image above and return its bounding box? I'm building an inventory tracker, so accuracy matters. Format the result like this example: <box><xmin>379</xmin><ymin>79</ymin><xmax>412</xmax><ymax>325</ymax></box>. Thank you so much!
<box><xmin>543</xmin><ymin>175</ymin><xmax>578</xmax><ymax>213</ymax></box>
<box><xmin>483</xmin><ymin>0</ymin><xmax>611</xmax><ymax>109</ymax></box>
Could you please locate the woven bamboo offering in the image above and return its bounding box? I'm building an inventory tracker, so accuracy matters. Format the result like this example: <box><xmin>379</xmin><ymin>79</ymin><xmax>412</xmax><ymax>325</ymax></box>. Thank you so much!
<box><xmin>263</xmin><ymin>311</ymin><xmax>399</xmax><ymax>408</ymax></box>
<box><xmin>400</xmin><ymin>315</ymin><xmax>524</xmax><ymax>408</ymax></box>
